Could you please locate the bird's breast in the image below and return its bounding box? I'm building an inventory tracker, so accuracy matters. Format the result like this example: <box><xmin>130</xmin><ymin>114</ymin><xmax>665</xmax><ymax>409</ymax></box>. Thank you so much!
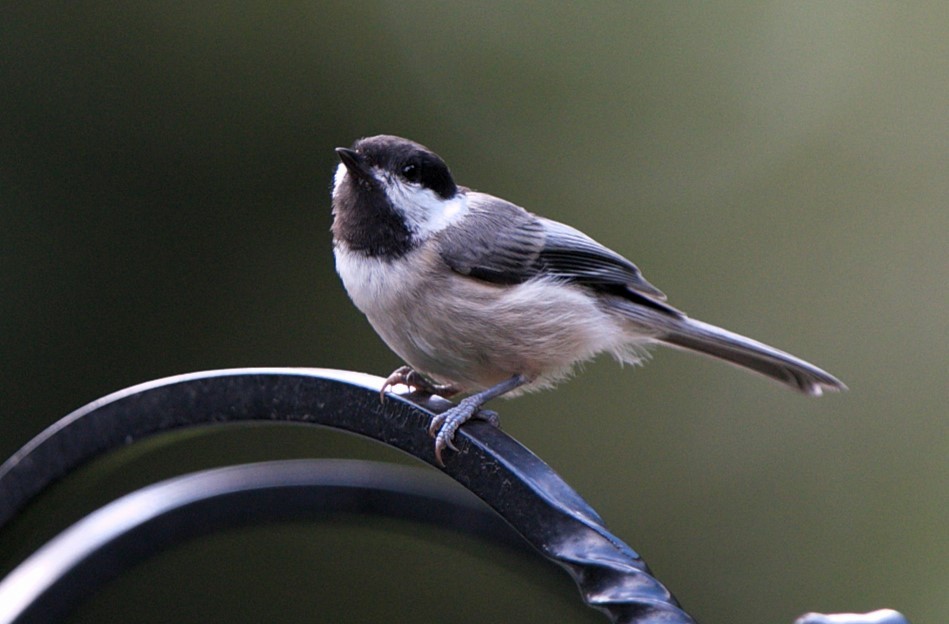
<box><xmin>334</xmin><ymin>245</ymin><xmax>640</xmax><ymax>393</ymax></box>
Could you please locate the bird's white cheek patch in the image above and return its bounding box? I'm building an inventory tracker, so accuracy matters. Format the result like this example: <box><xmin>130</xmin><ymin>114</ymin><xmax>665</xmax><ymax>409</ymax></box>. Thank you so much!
<box><xmin>423</xmin><ymin>195</ymin><xmax>467</xmax><ymax>234</ymax></box>
<box><xmin>385</xmin><ymin>181</ymin><xmax>468</xmax><ymax>236</ymax></box>
<box><xmin>441</xmin><ymin>198</ymin><xmax>463</xmax><ymax>220</ymax></box>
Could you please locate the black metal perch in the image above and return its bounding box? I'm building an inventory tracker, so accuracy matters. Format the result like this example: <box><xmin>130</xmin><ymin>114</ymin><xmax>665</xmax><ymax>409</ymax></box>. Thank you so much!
<box><xmin>0</xmin><ymin>368</ymin><xmax>909</xmax><ymax>624</ymax></box>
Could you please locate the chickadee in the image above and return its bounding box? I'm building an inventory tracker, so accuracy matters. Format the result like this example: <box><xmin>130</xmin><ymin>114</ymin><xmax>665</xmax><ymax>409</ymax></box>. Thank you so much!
<box><xmin>331</xmin><ymin>135</ymin><xmax>845</xmax><ymax>465</ymax></box>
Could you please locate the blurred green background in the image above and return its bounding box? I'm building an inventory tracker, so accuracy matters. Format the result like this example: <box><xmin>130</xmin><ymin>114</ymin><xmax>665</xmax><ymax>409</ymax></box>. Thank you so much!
<box><xmin>1</xmin><ymin>2</ymin><xmax>946</xmax><ymax>623</ymax></box>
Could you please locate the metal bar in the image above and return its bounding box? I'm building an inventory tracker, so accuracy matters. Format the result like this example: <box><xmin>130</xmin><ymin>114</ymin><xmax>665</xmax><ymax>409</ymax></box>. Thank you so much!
<box><xmin>0</xmin><ymin>459</ymin><xmax>533</xmax><ymax>624</ymax></box>
<box><xmin>0</xmin><ymin>368</ymin><xmax>908</xmax><ymax>624</ymax></box>
<box><xmin>0</xmin><ymin>368</ymin><xmax>693</xmax><ymax>623</ymax></box>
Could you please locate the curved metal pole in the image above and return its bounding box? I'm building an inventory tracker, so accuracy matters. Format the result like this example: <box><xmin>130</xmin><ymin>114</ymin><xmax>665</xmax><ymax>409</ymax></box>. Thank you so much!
<box><xmin>0</xmin><ymin>368</ymin><xmax>909</xmax><ymax>624</ymax></box>
<box><xmin>0</xmin><ymin>459</ymin><xmax>535</xmax><ymax>624</ymax></box>
<box><xmin>0</xmin><ymin>368</ymin><xmax>692</xmax><ymax>623</ymax></box>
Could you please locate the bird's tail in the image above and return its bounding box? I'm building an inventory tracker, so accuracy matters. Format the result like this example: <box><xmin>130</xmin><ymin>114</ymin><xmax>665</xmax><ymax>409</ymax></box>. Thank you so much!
<box><xmin>659</xmin><ymin>317</ymin><xmax>846</xmax><ymax>396</ymax></box>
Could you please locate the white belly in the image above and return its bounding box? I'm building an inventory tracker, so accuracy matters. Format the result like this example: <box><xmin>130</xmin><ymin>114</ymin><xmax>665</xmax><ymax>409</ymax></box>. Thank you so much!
<box><xmin>335</xmin><ymin>246</ymin><xmax>649</xmax><ymax>394</ymax></box>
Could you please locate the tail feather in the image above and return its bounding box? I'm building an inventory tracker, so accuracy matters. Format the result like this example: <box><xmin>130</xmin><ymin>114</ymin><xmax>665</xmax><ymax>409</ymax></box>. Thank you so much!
<box><xmin>661</xmin><ymin>318</ymin><xmax>846</xmax><ymax>396</ymax></box>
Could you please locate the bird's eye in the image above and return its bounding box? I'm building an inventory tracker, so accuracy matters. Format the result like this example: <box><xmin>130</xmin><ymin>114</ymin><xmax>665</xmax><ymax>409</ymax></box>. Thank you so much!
<box><xmin>401</xmin><ymin>162</ymin><xmax>421</xmax><ymax>183</ymax></box>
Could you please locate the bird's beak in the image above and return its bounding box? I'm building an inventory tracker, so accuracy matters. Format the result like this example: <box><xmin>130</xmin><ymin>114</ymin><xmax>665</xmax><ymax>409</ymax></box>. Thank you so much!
<box><xmin>335</xmin><ymin>147</ymin><xmax>372</xmax><ymax>181</ymax></box>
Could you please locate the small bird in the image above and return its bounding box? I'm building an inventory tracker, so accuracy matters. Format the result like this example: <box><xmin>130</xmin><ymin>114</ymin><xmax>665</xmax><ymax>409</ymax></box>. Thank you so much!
<box><xmin>331</xmin><ymin>135</ymin><xmax>845</xmax><ymax>465</ymax></box>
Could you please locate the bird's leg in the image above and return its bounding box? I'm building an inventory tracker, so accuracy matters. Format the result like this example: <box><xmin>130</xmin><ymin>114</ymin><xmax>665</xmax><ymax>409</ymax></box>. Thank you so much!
<box><xmin>380</xmin><ymin>365</ymin><xmax>462</xmax><ymax>402</ymax></box>
<box><xmin>428</xmin><ymin>374</ymin><xmax>527</xmax><ymax>466</ymax></box>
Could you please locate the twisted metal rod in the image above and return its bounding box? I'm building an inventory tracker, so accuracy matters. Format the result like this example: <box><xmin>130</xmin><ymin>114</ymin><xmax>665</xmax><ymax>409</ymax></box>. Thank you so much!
<box><xmin>0</xmin><ymin>368</ymin><xmax>692</xmax><ymax>623</ymax></box>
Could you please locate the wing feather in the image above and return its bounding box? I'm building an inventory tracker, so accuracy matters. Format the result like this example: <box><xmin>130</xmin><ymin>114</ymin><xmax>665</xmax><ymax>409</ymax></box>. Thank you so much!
<box><xmin>436</xmin><ymin>194</ymin><xmax>543</xmax><ymax>284</ymax></box>
<box><xmin>436</xmin><ymin>192</ymin><xmax>678</xmax><ymax>315</ymax></box>
<box><xmin>539</xmin><ymin>220</ymin><xmax>667</xmax><ymax>300</ymax></box>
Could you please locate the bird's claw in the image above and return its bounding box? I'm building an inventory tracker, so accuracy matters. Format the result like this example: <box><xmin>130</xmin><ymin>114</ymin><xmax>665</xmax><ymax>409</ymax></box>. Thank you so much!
<box><xmin>380</xmin><ymin>365</ymin><xmax>413</xmax><ymax>402</ymax></box>
<box><xmin>380</xmin><ymin>365</ymin><xmax>460</xmax><ymax>402</ymax></box>
<box><xmin>475</xmin><ymin>409</ymin><xmax>500</xmax><ymax>428</ymax></box>
<box><xmin>429</xmin><ymin>401</ymin><xmax>501</xmax><ymax>466</ymax></box>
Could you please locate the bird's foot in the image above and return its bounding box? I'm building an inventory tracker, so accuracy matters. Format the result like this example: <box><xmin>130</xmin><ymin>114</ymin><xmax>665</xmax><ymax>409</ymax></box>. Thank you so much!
<box><xmin>380</xmin><ymin>365</ymin><xmax>461</xmax><ymax>402</ymax></box>
<box><xmin>427</xmin><ymin>398</ymin><xmax>501</xmax><ymax>467</ymax></box>
<box><xmin>425</xmin><ymin>374</ymin><xmax>528</xmax><ymax>466</ymax></box>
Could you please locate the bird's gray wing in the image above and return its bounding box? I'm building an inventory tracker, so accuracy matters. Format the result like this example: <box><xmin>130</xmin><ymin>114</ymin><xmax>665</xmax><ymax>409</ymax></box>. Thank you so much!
<box><xmin>537</xmin><ymin>219</ymin><xmax>667</xmax><ymax>300</ymax></box>
<box><xmin>435</xmin><ymin>194</ymin><xmax>545</xmax><ymax>284</ymax></box>
<box><xmin>437</xmin><ymin>193</ymin><xmax>677</xmax><ymax>315</ymax></box>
